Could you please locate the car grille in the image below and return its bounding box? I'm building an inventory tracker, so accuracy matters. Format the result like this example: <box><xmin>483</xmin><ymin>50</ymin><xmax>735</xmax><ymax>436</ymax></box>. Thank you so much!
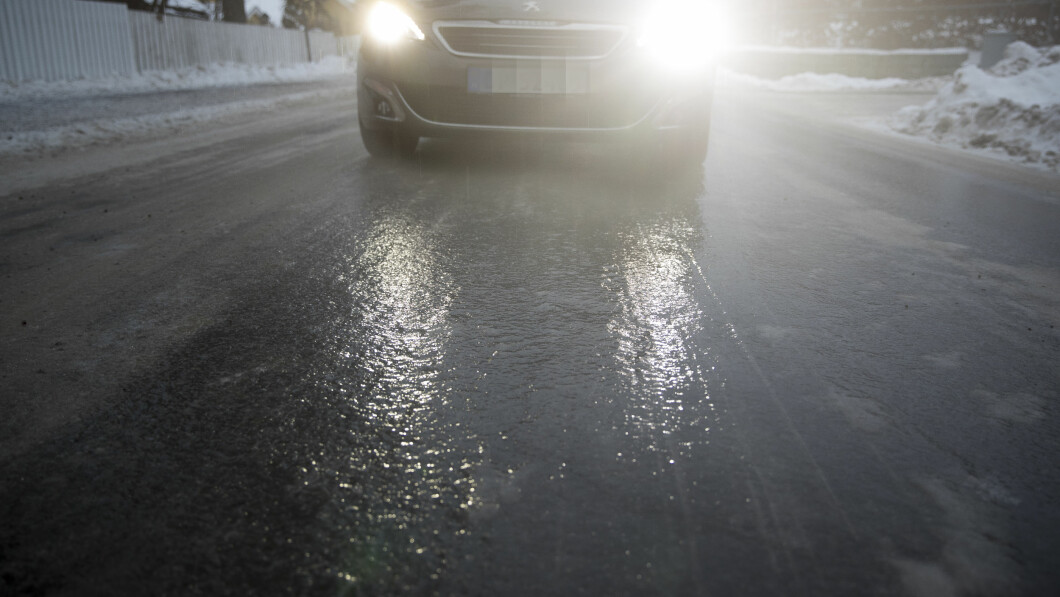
<box><xmin>434</xmin><ymin>23</ymin><xmax>625</xmax><ymax>59</ymax></box>
<box><xmin>398</xmin><ymin>84</ymin><xmax>659</xmax><ymax>129</ymax></box>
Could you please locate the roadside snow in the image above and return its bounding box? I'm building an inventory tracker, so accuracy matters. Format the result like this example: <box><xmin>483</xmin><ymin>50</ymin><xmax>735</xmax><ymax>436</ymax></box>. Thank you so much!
<box><xmin>736</xmin><ymin>45</ymin><xmax>968</xmax><ymax>56</ymax></box>
<box><xmin>720</xmin><ymin>69</ymin><xmax>950</xmax><ymax>93</ymax></box>
<box><xmin>890</xmin><ymin>42</ymin><xmax>1060</xmax><ymax>171</ymax></box>
<box><xmin>0</xmin><ymin>56</ymin><xmax>351</xmax><ymax>101</ymax></box>
<box><xmin>0</xmin><ymin>89</ymin><xmax>350</xmax><ymax>158</ymax></box>
<box><xmin>0</xmin><ymin>57</ymin><xmax>354</xmax><ymax>158</ymax></box>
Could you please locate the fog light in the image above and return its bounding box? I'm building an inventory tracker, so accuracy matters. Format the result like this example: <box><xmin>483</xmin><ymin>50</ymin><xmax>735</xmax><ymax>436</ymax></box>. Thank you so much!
<box><xmin>363</xmin><ymin>78</ymin><xmax>406</xmax><ymax>122</ymax></box>
<box><xmin>376</xmin><ymin>100</ymin><xmax>394</xmax><ymax>118</ymax></box>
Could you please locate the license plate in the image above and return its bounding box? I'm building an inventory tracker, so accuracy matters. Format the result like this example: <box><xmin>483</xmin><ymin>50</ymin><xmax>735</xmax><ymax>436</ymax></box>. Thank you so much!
<box><xmin>468</xmin><ymin>62</ymin><xmax>590</xmax><ymax>95</ymax></box>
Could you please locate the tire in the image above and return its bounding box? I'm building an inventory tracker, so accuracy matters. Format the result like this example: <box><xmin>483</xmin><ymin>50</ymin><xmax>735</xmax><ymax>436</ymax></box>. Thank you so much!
<box><xmin>359</xmin><ymin>119</ymin><xmax>418</xmax><ymax>159</ymax></box>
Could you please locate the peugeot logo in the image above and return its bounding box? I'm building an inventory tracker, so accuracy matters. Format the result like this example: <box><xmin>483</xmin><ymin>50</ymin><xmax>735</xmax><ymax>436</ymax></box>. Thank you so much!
<box><xmin>523</xmin><ymin>1</ymin><xmax>540</xmax><ymax>12</ymax></box>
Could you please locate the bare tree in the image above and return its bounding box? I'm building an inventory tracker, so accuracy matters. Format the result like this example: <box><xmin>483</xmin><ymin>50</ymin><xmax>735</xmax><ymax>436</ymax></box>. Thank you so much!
<box><xmin>283</xmin><ymin>0</ymin><xmax>326</xmax><ymax>61</ymax></box>
<box><xmin>282</xmin><ymin>0</ymin><xmax>324</xmax><ymax>30</ymax></box>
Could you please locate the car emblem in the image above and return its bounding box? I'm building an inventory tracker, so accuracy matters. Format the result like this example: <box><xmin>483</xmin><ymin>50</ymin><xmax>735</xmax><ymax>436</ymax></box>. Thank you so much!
<box><xmin>523</xmin><ymin>1</ymin><xmax>540</xmax><ymax>12</ymax></box>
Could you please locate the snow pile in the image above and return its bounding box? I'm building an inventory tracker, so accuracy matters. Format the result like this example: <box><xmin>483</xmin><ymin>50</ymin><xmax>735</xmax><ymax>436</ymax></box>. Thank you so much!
<box><xmin>891</xmin><ymin>42</ymin><xmax>1060</xmax><ymax>171</ymax></box>
<box><xmin>0</xmin><ymin>90</ymin><xmax>343</xmax><ymax>158</ymax></box>
<box><xmin>721</xmin><ymin>69</ymin><xmax>949</xmax><ymax>93</ymax></box>
<box><xmin>735</xmin><ymin>46</ymin><xmax>969</xmax><ymax>57</ymax></box>
<box><xmin>0</xmin><ymin>56</ymin><xmax>356</xmax><ymax>158</ymax></box>
<box><xmin>0</xmin><ymin>56</ymin><xmax>351</xmax><ymax>101</ymax></box>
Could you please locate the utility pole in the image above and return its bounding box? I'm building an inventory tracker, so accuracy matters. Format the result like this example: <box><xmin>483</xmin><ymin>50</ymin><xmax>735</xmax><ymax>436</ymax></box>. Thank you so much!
<box><xmin>304</xmin><ymin>2</ymin><xmax>319</xmax><ymax>62</ymax></box>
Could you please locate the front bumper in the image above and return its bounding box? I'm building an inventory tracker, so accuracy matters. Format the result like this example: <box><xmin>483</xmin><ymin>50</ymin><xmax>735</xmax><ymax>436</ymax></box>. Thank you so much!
<box><xmin>357</xmin><ymin>29</ymin><xmax>714</xmax><ymax>141</ymax></box>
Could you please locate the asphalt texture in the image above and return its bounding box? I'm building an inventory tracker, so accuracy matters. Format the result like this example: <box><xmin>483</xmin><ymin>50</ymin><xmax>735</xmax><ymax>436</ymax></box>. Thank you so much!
<box><xmin>1</xmin><ymin>85</ymin><xmax>1059</xmax><ymax>596</ymax></box>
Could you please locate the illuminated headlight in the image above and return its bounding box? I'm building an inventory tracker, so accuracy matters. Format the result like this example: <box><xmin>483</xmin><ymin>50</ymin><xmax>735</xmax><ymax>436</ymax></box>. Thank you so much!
<box><xmin>638</xmin><ymin>1</ymin><xmax>730</xmax><ymax>71</ymax></box>
<box><xmin>366</xmin><ymin>2</ymin><xmax>425</xmax><ymax>44</ymax></box>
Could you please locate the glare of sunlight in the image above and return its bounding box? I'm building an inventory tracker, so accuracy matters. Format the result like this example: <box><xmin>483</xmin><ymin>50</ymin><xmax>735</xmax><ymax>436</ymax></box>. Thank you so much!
<box><xmin>315</xmin><ymin>215</ymin><xmax>477</xmax><ymax>587</ymax></box>
<box><xmin>608</xmin><ymin>218</ymin><xmax>708</xmax><ymax>449</ymax></box>
<box><xmin>351</xmin><ymin>217</ymin><xmax>451</xmax><ymax>403</ymax></box>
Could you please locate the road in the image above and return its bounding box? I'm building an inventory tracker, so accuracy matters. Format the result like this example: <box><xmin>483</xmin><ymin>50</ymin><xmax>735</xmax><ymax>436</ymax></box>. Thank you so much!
<box><xmin>1</xmin><ymin>82</ymin><xmax>1058</xmax><ymax>596</ymax></box>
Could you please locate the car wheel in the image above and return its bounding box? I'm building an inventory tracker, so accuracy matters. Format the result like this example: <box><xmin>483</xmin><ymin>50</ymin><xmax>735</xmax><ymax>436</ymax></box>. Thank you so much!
<box><xmin>359</xmin><ymin>119</ymin><xmax>418</xmax><ymax>159</ymax></box>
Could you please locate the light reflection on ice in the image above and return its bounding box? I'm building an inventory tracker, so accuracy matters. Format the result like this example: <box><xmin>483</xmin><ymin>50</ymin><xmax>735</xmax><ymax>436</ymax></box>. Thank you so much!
<box><xmin>606</xmin><ymin>217</ymin><xmax>716</xmax><ymax>452</ymax></box>
<box><xmin>346</xmin><ymin>215</ymin><xmax>453</xmax><ymax>419</ymax></box>
<box><xmin>308</xmin><ymin>214</ymin><xmax>477</xmax><ymax>590</ymax></box>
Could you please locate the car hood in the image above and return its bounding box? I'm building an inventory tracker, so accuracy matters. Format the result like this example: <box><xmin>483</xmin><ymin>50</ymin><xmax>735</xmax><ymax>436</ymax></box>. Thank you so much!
<box><xmin>406</xmin><ymin>0</ymin><xmax>653</xmax><ymax>25</ymax></box>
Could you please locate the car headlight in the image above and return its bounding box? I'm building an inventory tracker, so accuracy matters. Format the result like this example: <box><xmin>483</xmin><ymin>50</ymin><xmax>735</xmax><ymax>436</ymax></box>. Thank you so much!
<box><xmin>638</xmin><ymin>0</ymin><xmax>730</xmax><ymax>71</ymax></box>
<box><xmin>365</xmin><ymin>2</ymin><xmax>424</xmax><ymax>44</ymax></box>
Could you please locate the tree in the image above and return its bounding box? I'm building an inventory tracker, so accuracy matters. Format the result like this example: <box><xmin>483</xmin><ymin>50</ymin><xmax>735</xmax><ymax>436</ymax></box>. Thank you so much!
<box><xmin>282</xmin><ymin>0</ymin><xmax>354</xmax><ymax>34</ymax></box>
<box><xmin>221</xmin><ymin>0</ymin><xmax>246</xmax><ymax>23</ymax></box>
<box><xmin>283</xmin><ymin>0</ymin><xmax>328</xmax><ymax>62</ymax></box>
<box><xmin>283</xmin><ymin>0</ymin><xmax>324</xmax><ymax>31</ymax></box>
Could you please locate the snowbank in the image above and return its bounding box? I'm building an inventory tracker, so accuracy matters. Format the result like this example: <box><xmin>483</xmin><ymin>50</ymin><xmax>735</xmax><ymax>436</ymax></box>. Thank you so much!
<box><xmin>0</xmin><ymin>56</ymin><xmax>352</xmax><ymax>101</ymax></box>
<box><xmin>724</xmin><ymin>45</ymin><xmax>969</xmax><ymax>80</ymax></box>
<box><xmin>721</xmin><ymin>70</ymin><xmax>950</xmax><ymax>93</ymax></box>
<box><xmin>736</xmin><ymin>45</ymin><xmax>968</xmax><ymax>56</ymax></box>
<box><xmin>0</xmin><ymin>90</ymin><xmax>347</xmax><ymax>158</ymax></box>
<box><xmin>0</xmin><ymin>57</ymin><xmax>355</xmax><ymax>158</ymax></box>
<box><xmin>890</xmin><ymin>42</ymin><xmax>1060</xmax><ymax>171</ymax></box>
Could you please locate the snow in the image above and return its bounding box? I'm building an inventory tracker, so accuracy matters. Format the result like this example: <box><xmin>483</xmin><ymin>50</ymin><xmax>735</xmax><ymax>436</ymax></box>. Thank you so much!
<box><xmin>0</xmin><ymin>56</ymin><xmax>351</xmax><ymax>101</ymax></box>
<box><xmin>4</xmin><ymin>40</ymin><xmax>1058</xmax><ymax>174</ymax></box>
<box><xmin>737</xmin><ymin>45</ymin><xmax>968</xmax><ymax>56</ymax></box>
<box><xmin>247</xmin><ymin>0</ymin><xmax>352</xmax><ymax>26</ymax></box>
<box><xmin>890</xmin><ymin>42</ymin><xmax>1060</xmax><ymax>172</ymax></box>
<box><xmin>720</xmin><ymin>69</ymin><xmax>950</xmax><ymax>93</ymax></box>
<box><xmin>0</xmin><ymin>90</ymin><xmax>344</xmax><ymax>159</ymax></box>
<box><xmin>722</xmin><ymin>42</ymin><xmax>1059</xmax><ymax>172</ymax></box>
<box><xmin>0</xmin><ymin>57</ymin><xmax>354</xmax><ymax>158</ymax></box>
<box><xmin>168</xmin><ymin>0</ymin><xmax>209</xmax><ymax>10</ymax></box>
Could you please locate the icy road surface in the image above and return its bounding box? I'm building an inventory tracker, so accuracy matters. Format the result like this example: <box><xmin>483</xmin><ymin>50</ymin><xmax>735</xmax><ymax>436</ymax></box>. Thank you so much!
<box><xmin>1</xmin><ymin>84</ymin><xmax>1058</xmax><ymax>596</ymax></box>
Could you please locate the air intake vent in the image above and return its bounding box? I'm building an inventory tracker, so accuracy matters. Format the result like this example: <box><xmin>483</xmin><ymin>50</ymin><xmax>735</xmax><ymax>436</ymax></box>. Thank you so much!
<box><xmin>434</xmin><ymin>22</ymin><xmax>625</xmax><ymax>59</ymax></box>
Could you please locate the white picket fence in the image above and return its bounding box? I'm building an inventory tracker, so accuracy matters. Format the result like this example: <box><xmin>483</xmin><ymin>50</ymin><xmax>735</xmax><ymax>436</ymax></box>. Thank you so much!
<box><xmin>0</xmin><ymin>0</ymin><xmax>351</xmax><ymax>83</ymax></box>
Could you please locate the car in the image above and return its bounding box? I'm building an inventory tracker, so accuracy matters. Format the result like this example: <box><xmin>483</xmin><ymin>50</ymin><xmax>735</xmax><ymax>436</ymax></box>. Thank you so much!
<box><xmin>356</xmin><ymin>0</ymin><xmax>727</xmax><ymax>166</ymax></box>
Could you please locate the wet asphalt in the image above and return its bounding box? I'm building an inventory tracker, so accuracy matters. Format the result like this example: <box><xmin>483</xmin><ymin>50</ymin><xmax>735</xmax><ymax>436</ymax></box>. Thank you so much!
<box><xmin>1</xmin><ymin>88</ymin><xmax>1059</xmax><ymax>596</ymax></box>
